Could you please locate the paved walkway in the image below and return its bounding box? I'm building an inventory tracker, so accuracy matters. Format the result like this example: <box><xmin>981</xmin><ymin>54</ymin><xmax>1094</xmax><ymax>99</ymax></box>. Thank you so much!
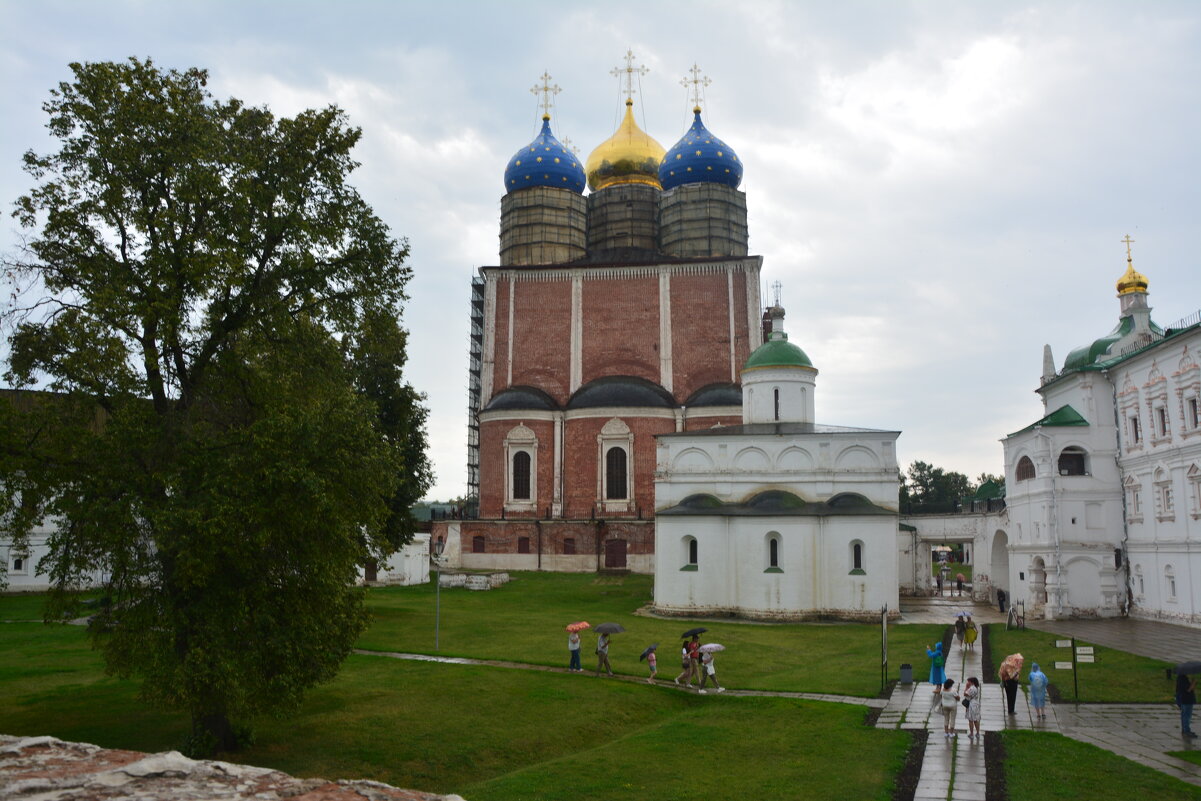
<box><xmin>1026</xmin><ymin>616</ymin><xmax>1201</xmax><ymax>664</ymax></box>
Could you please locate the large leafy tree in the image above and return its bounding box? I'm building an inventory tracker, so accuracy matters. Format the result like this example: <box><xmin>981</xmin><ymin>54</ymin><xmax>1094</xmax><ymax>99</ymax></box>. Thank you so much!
<box><xmin>899</xmin><ymin>460</ymin><xmax>973</xmax><ymax>513</ymax></box>
<box><xmin>0</xmin><ymin>58</ymin><xmax>430</xmax><ymax>752</ymax></box>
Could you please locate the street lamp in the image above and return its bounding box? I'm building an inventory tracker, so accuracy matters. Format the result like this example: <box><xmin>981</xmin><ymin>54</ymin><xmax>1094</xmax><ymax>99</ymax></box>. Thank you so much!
<box><xmin>433</xmin><ymin>537</ymin><xmax>446</xmax><ymax>651</ymax></box>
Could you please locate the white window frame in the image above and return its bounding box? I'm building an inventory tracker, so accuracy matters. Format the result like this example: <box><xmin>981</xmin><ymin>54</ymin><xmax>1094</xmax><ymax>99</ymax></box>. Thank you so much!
<box><xmin>1154</xmin><ymin>467</ymin><xmax>1175</xmax><ymax>522</ymax></box>
<box><xmin>1125</xmin><ymin>475</ymin><xmax>1143</xmax><ymax>523</ymax></box>
<box><xmin>504</xmin><ymin>424</ymin><xmax>539</xmax><ymax>513</ymax></box>
<box><xmin>597</xmin><ymin>418</ymin><xmax>634</xmax><ymax>513</ymax></box>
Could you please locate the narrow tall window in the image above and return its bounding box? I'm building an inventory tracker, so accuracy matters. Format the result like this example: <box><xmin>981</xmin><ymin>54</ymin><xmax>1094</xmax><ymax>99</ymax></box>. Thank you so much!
<box><xmin>853</xmin><ymin>542</ymin><xmax>863</xmax><ymax>570</ymax></box>
<box><xmin>1188</xmin><ymin>398</ymin><xmax>1200</xmax><ymax>429</ymax></box>
<box><xmin>688</xmin><ymin>538</ymin><xmax>698</xmax><ymax>565</ymax></box>
<box><xmin>512</xmin><ymin>451</ymin><xmax>531</xmax><ymax>500</ymax></box>
<box><xmin>769</xmin><ymin>538</ymin><xmax>779</xmax><ymax>568</ymax></box>
<box><xmin>1156</xmin><ymin>406</ymin><xmax>1170</xmax><ymax>437</ymax></box>
<box><xmin>1130</xmin><ymin>415</ymin><xmax>1141</xmax><ymax>443</ymax></box>
<box><xmin>773</xmin><ymin>388</ymin><xmax>780</xmax><ymax>421</ymax></box>
<box><xmin>605</xmin><ymin>447</ymin><xmax>628</xmax><ymax>500</ymax></box>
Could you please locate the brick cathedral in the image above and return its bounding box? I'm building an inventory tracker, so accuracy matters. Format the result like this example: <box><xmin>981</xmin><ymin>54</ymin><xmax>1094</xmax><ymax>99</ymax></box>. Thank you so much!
<box><xmin>437</xmin><ymin>61</ymin><xmax>765</xmax><ymax>572</ymax></box>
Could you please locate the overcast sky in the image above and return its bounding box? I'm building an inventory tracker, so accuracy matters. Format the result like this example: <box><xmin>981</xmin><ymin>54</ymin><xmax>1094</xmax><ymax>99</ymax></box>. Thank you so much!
<box><xmin>2</xmin><ymin>0</ymin><xmax>1199</xmax><ymax>500</ymax></box>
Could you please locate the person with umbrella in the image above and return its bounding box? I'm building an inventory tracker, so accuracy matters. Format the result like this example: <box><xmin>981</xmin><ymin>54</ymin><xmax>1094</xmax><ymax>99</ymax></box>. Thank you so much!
<box><xmin>673</xmin><ymin>640</ymin><xmax>695</xmax><ymax>687</ymax></box>
<box><xmin>675</xmin><ymin>627</ymin><xmax>707</xmax><ymax>687</ymax></box>
<box><xmin>594</xmin><ymin>622</ymin><xmax>623</xmax><ymax>676</ymax></box>
<box><xmin>1176</xmin><ymin>662</ymin><xmax>1199</xmax><ymax>738</ymax></box>
<box><xmin>697</xmin><ymin>643</ymin><xmax>726</xmax><ymax>693</ymax></box>
<box><xmin>640</xmin><ymin>644</ymin><xmax>658</xmax><ymax>684</ymax></box>
<box><xmin>954</xmin><ymin>612</ymin><xmax>966</xmax><ymax>650</ymax></box>
<box><xmin>999</xmin><ymin>653</ymin><xmax>1024</xmax><ymax>715</ymax></box>
<box><xmin>565</xmin><ymin>622</ymin><xmax>589</xmax><ymax>672</ymax></box>
<box><xmin>964</xmin><ymin>614</ymin><xmax>978</xmax><ymax>651</ymax></box>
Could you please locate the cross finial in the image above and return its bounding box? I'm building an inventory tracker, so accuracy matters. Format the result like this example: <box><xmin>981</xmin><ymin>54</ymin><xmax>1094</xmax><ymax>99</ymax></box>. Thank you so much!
<box><xmin>681</xmin><ymin>63</ymin><xmax>711</xmax><ymax>112</ymax></box>
<box><xmin>560</xmin><ymin>136</ymin><xmax>580</xmax><ymax>156</ymax></box>
<box><xmin>610</xmin><ymin>49</ymin><xmax>649</xmax><ymax>103</ymax></box>
<box><xmin>1122</xmin><ymin>233</ymin><xmax>1135</xmax><ymax>264</ymax></box>
<box><xmin>771</xmin><ymin>280</ymin><xmax>783</xmax><ymax>308</ymax></box>
<box><xmin>530</xmin><ymin>71</ymin><xmax>561</xmax><ymax>120</ymax></box>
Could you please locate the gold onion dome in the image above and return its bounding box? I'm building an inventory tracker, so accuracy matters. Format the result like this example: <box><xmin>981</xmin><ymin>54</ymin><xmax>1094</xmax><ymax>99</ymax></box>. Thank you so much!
<box><xmin>585</xmin><ymin>99</ymin><xmax>666</xmax><ymax>192</ymax></box>
<box><xmin>1116</xmin><ymin>261</ymin><xmax>1149</xmax><ymax>295</ymax></box>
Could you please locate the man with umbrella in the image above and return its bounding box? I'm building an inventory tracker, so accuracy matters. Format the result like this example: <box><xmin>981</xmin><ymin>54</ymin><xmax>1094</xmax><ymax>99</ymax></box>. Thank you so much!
<box><xmin>1176</xmin><ymin>661</ymin><xmax>1200</xmax><ymax>738</ymax></box>
<box><xmin>594</xmin><ymin>622</ymin><xmax>624</xmax><ymax>676</ymax></box>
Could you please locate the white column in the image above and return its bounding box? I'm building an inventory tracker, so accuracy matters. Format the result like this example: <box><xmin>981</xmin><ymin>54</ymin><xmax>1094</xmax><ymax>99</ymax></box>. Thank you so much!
<box><xmin>660</xmin><ymin>268</ymin><xmax>673</xmax><ymax>393</ymax></box>
<box><xmin>570</xmin><ymin>272</ymin><xmax>582</xmax><ymax>393</ymax></box>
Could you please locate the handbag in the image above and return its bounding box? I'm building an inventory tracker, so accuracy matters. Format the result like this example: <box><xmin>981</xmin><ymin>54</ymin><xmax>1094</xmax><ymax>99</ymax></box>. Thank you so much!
<box><xmin>962</xmin><ymin>697</ymin><xmax>971</xmax><ymax>710</ymax></box>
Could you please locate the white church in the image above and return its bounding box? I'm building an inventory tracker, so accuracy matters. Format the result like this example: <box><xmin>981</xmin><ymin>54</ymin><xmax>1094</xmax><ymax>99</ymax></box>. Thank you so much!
<box><xmin>652</xmin><ymin>304</ymin><xmax>901</xmax><ymax>621</ymax></box>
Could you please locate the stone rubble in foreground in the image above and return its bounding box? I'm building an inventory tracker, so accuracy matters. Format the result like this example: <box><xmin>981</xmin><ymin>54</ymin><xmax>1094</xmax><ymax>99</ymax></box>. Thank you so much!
<box><xmin>0</xmin><ymin>734</ymin><xmax>466</xmax><ymax>801</ymax></box>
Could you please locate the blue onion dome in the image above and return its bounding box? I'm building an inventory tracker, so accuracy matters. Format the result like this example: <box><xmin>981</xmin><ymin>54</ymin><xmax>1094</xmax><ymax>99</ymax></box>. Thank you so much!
<box><xmin>504</xmin><ymin>115</ymin><xmax>586</xmax><ymax>194</ymax></box>
<box><xmin>659</xmin><ymin>107</ymin><xmax>743</xmax><ymax>191</ymax></box>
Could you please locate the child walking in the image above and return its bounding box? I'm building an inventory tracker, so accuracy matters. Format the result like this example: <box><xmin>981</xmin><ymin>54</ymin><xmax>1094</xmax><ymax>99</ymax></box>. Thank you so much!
<box><xmin>698</xmin><ymin>650</ymin><xmax>725</xmax><ymax>694</ymax></box>
<box><xmin>646</xmin><ymin>647</ymin><xmax>658</xmax><ymax>683</ymax></box>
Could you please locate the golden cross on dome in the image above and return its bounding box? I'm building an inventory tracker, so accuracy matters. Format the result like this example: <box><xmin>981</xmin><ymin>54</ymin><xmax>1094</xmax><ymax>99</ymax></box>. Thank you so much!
<box><xmin>561</xmin><ymin>137</ymin><xmax>581</xmax><ymax>156</ymax></box>
<box><xmin>1122</xmin><ymin>233</ymin><xmax>1135</xmax><ymax>263</ymax></box>
<box><xmin>681</xmin><ymin>63</ymin><xmax>711</xmax><ymax>111</ymax></box>
<box><xmin>530</xmin><ymin>71</ymin><xmax>561</xmax><ymax>119</ymax></box>
<box><xmin>611</xmin><ymin>49</ymin><xmax>649</xmax><ymax>102</ymax></box>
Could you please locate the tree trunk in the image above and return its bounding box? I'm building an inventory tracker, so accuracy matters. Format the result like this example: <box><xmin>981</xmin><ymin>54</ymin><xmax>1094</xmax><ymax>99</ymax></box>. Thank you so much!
<box><xmin>197</xmin><ymin>712</ymin><xmax>238</xmax><ymax>753</ymax></box>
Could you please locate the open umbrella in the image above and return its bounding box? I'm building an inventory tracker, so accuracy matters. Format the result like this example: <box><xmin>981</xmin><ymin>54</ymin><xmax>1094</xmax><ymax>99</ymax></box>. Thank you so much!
<box><xmin>565</xmin><ymin>621</ymin><xmax>591</xmax><ymax>633</ymax></box>
<box><xmin>681</xmin><ymin>626</ymin><xmax>708</xmax><ymax>638</ymax></box>
<box><xmin>1176</xmin><ymin>661</ymin><xmax>1201</xmax><ymax>675</ymax></box>
<box><xmin>640</xmin><ymin>643</ymin><xmax>659</xmax><ymax>662</ymax></box>
<box><xmin>698</xmin><ymin>643</ymin><xmax>725</xmax><ymax>653</ymax></box>
<box><xmin>595</xmin><ymin>622</ymin><xmax>626</xmax><ymax>635</ymax></box>
<box><xmin>956</xmin><ymin>573</ymin><xmax>966</xmax><ymax>582</ymax></box>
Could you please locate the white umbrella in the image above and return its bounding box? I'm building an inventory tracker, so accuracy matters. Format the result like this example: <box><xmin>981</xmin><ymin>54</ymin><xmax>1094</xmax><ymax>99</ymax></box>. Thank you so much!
<box><xmin>698</xmin><ymin>643</ymin><xmax>725</xmax><ymax>653</ymax></box>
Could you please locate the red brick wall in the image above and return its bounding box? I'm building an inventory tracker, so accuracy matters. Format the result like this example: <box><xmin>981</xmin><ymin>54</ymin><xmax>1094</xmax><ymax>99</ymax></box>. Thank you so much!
<box><xmin>478</xmin><ymin>417</ymin><xmax>556</xmax><ymax>518</ymax></box>
<box><xmin>670</xmin><ymin>271</ymin><xmax>735</xmax><ymax>400</ymax></box>
<box><xmin>560</xmin><ymin>415</ymin><xmax>675</xmax><ymax>518</ymax></box>
<box><xmin>510</xmin><ymin>279</ymin><xmax>572</xmax><ymax>403</ymax></box>
<box><xmin>453</xmin><ymin>519</ymin><xmax>655</xmax><ymax>559</ymax></box>
<box><xmin>581</xmin><ymin>276</ymin><xmax>660</xmax><ymax>385</ymax></box>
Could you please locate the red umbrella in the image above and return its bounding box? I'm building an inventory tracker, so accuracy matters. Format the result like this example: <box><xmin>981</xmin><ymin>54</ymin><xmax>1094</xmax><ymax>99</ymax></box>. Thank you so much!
<box><xmin>565</xmin><ymin>621</ymin><xmax>591</xmax><ymax>633</ymax></box>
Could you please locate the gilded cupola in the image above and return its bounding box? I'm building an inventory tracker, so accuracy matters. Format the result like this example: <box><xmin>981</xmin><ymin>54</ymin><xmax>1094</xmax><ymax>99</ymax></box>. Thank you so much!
<box><xmin>585</xmin><ymin>98</ymin><xmax>666</xmax><ymax>192</ymax></box>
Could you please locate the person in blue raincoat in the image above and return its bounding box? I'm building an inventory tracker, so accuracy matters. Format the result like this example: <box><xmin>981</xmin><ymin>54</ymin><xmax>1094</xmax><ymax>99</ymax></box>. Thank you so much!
<box><xmin>1028</xmin><ymin>662</ymin><xmax>1049</xmax><ymax>719</ymax></box>
<box><xmin>927</xmin><ymin>642</ymin><xmax>946</xmax><ymax>686</ymax></box>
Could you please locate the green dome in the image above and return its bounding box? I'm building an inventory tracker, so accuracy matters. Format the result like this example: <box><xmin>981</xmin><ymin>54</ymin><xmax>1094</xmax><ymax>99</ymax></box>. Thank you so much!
<box><xmin>743</xmin><ymin>335</ymin><xmax>813</xmax><ymax>370</ymax></box>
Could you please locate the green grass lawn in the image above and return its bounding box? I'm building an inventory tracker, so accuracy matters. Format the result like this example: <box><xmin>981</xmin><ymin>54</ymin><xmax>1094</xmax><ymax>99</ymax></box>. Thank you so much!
<box><xmin>931</xmin><ymin>561</ymin><xmax>972</xmax><ymax>581</ymax></box>
<box><xmin>0</xmin><ymin>617</ymin><xmax>910</xmax><ymax>800</ymax></box>
<box><xmin>1004</xmin><ymin>730</ymin><xmax>1201</xmax><ymax>801</ymax></box>
<box><xmin>987</xmin><ymin>624</ymin><xmax>1174</xmax><ymax>703</ymax></box>
<box><xmin>360</xmin><ymin>572</ymin><xmax>942</xmax><ymax>696</ymax></box>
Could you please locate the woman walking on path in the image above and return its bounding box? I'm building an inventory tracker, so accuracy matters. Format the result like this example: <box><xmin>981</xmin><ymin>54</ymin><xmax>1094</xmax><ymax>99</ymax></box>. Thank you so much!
<box><xmin>596</xmin><ymin>632</ymin><xmax>613</xmax><ymax>676</ymax></box>
<box><xmin>927</xmin><ymin>642</ymin><xmax>946</xmax><ymax>686</ymax></box>
<box><xmin>1028</xmin><ymin>662</ymin><xmax>1049</xmax><ymax>719</ymax></box>
<box><xmin>568</xmin><ymin>630</ymin><xmax>582</xmax><ymax>672</ymax></box>
<box><xmin>698</xmin><ymin>650</ymin><xmax>725</xmax><ymax>694</ymax></box>
<box><xmin>954</xmin><ymin>614</ymin><xmax>966</xmax><ymax>650</ymax></box>
<box><xmin>964</xmin><ymin>615</ymin><xmax>978</xmax><ymax>651</ymax></box>
<box><xmin>963</xmin><ymin>676</ymin><xmax>982</xmax><ymax>740</ymax></box>
<box><xmin>935</xmin><ymin>678</ymin><xmax>960</xmax><ymax>738</ymax></box>
<box><xmin>673</xmin><ymin>641</ymin><xmax>693</xmax><ymax>686</ymax></box>
<box><xmin>999</xmin><ymin>653</ymin><xmax>1024</xmax><ymax>715</ymax></box>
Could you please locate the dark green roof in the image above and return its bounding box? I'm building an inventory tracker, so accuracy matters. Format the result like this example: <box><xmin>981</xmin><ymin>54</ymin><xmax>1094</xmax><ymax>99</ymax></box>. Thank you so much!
<box><xmin>973</xmin><ymin>479</ymin><xmax>1005</xmax><ymax>500</ymax></box>
<box><xmin>658</xmin><ymin>490</ymin><xmax>895</xmax><ymax>517</ymax></box>
<box><xmin>744</xmin><ymin>335</ymin><xmax>813</xmax><ymax>370</ymax></box>
<box><xmin>1008</xmin><ymin>404</ymin><xmax>1089</xmax><ymax>438</ymax></box>
<box><xmin>1062</xmin><ymin>315</ymin><xmax>1166</xmax><ymax>373</ymax></box>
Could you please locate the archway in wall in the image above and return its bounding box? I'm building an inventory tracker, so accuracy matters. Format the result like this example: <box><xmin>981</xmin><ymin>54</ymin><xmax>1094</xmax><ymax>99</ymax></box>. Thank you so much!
<box><xmin>990</xmin><ymin>530</ymin><xmax>1010</xmax><ymax>605</ymax></box>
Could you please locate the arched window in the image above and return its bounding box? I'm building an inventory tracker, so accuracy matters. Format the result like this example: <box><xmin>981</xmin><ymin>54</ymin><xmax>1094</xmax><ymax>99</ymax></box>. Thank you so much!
<box><xmin>1166</xmin><ymin>565</ymin><xmax>1177</xmax><ymax>601</ymax></box>
<box><xmin>769</xmin><ymin>538</ymin><xmax>779</xmax><ymax>568</ymax></box>
<box><xmin>688</xmin><ymin>537</ymin><xmax>698</xmax><ymax>565</ymax></box>
<box><xmin>850</xmin><ymin>540</ymin><xmax>865</xmax><ymax>574</ymax></box>
<box><xmin>773</xmin><ymin>388</ymin><xmax>780</xmax><ymax>421</ymax></box>
<box><xmin>605</xmin><ymin>447</ymin><xmax>628</xmax><ymax>500</ymax></box>
<box><xmin>1016</xmin><ymin>456</ymin><xmax>1036</xmax><ymax>482</ymax></box>
<box><xmin>512</xmin><ymin>451</ymin><xmax>531</xmax><ymax>500</ymax></box>
<box><xmin>1058</xmin><ymin>447</ymin><xmax>1088</xmax><ymax>476</ymax></box>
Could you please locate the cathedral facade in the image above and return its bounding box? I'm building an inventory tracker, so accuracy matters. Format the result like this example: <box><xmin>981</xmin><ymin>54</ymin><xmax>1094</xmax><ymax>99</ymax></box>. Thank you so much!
<box><xmin>442</xmin><ymin>69</ymin><xmax>764</xmax><ymax>572</ymax></box>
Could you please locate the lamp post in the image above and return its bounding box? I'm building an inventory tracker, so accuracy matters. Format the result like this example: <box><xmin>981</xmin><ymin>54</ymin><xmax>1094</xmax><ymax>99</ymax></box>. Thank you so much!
<box><xmin>433</xmin><ymin>538</ymin><xmax>445</xmax><ymax>651</ymax></box>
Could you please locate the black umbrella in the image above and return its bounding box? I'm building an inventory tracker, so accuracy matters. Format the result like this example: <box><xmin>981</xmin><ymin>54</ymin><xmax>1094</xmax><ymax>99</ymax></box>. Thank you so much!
<box><xmin>595</xmin><ymin>622</ymin><xmax>626</xmax><ymax>635</ymax></box>
<box><xmin>1176</xmin><ymin>661</ymin><xmax>1201</xmax><ymax>675</ymax></box>
<box><xmin>640</xmin><ymin>643</ymin><xmax>658</xmax><ymax>662</ymax></box>
<box><xmin>681</xmin><ymin>627</ymin><xmax>708</xmax><ymax>638</ymax></box>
